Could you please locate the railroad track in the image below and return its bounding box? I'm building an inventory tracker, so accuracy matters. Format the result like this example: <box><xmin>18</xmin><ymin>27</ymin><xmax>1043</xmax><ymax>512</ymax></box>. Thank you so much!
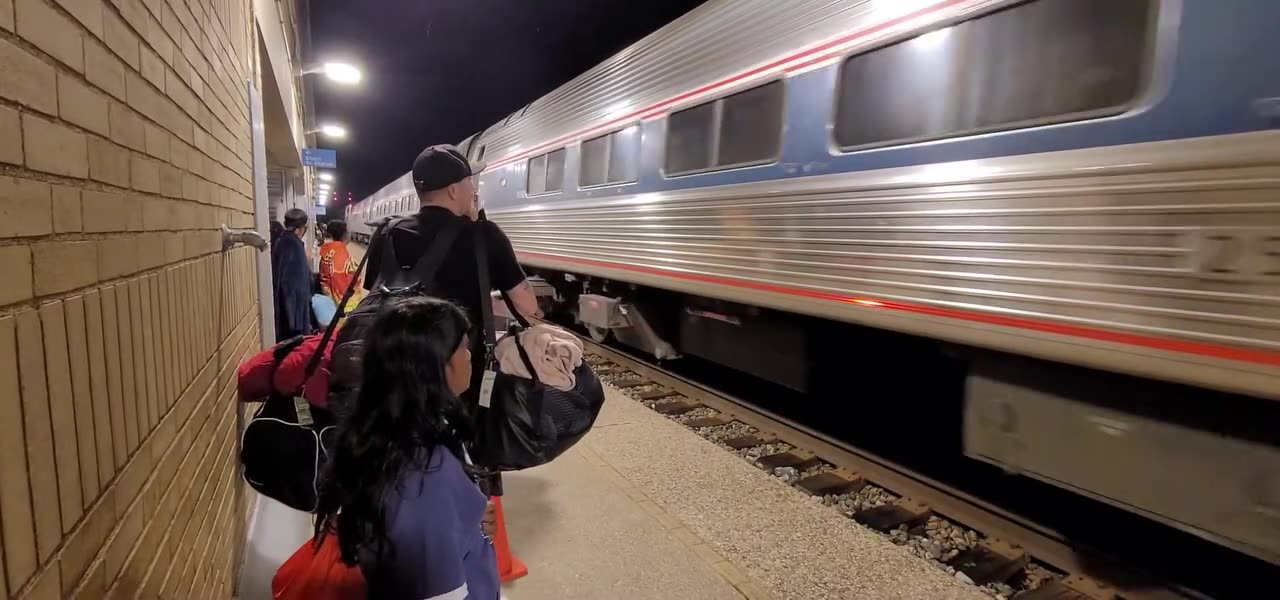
<box><xmin>577</xmin><ymin>338</ymin><xmax>1204</xmax><ymax>600</ymax></box>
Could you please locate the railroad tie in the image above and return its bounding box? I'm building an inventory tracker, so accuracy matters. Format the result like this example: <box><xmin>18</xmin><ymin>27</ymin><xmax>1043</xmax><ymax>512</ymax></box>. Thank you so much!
<box><xmin>723</xmin><ymin>431</ymin><xmax>779</xmax><ymax>450</ymax></box>
<box><xmin>948</xmin><ymin>538</ymin><xmax>1029</xmax><ymax>586</ymax></box>
<box><xmin>853</xmin><ymin>497</ymin><xmax>932</xmax><ymax>531</ymax></box>
<box><xmin>756</xmin><ymin>448</ymin><xmax>821</xmax><ymax>471</ymax></box>
<box><xmin>796</xmin><ymin>468</ymin><xmax>866</xmax><ymax>496</ymax></box>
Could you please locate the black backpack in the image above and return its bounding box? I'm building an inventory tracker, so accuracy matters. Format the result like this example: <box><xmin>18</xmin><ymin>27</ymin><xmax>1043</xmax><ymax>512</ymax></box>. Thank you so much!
<box><xmin>328</xmin><ymin>215</ymin><xmax>467</xmax><ymax>417</ymax></box>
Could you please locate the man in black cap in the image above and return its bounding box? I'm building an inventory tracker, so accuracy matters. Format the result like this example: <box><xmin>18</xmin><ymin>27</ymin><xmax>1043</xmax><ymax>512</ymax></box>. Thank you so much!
<box><xmin>363</xmin><ymin>144</ymin><xmax>541</xmax><ymax>389</ymax></box>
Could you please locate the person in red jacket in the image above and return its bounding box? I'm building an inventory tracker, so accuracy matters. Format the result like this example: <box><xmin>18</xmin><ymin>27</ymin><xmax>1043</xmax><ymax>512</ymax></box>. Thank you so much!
<box><xmin>237</xmin><ymin>334</ymin><xmax>334</xmax><ymax>408</ymax></box>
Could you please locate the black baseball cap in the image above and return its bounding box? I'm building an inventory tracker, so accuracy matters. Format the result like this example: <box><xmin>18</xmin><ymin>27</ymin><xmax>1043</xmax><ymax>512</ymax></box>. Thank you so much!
<box><xmin>412</xmin><ymin>144</ymin><xmax>485</xmax><ymax>193</ymax></box>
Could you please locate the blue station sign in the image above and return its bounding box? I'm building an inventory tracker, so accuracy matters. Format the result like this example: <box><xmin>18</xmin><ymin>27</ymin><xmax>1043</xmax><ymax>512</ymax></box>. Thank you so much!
<box><xmin>302</xmin><ymin>148</ymin><xmax>337</xmax><ymax>169</ymax></box>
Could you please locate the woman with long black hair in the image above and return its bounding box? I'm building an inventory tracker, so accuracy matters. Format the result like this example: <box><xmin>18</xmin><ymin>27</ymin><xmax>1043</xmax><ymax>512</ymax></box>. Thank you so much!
<box><xmin>315</xmin><ymin>296</ymin><xmax>500</xmax><ymax>600</ymax></box>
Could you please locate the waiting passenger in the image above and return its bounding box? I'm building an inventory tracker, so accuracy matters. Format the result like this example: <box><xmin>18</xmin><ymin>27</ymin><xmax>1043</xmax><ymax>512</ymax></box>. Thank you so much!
<box><xmin>273</xmin><ymin>208</ymin><xmax>314</xmax><ymax>340</ymax></box>
<box><xmin>315</xmin><ymin>296</ymin><xmax>500</xmax><ymax>600</ymax></box>
<box><xmin>318</xmin><ymin>219</ymin><xmax>363</xmax><ymax>309</ymax></box>
<box><xmin>362</xmin><ymin>144</ymin><xmax>541</xmax><ymax>407</ymax></box>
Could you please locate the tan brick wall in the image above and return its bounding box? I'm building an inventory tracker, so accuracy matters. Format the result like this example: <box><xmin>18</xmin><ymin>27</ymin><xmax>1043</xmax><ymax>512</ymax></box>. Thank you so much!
<box><xmin>0</xmin><ymin>0</ymin><xmax>262</xmax><ymax>597</ymax></box>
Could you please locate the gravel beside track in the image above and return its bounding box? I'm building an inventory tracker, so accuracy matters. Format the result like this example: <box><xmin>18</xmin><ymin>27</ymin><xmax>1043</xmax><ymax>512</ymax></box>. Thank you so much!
<box><xmin>585</xmin><ymin>386</ymin><xmax>988</xmax><ymax>600</ymax></box>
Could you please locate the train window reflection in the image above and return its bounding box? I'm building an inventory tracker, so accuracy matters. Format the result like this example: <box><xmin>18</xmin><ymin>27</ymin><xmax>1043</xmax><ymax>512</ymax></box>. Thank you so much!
<box><xmin>581</xmin><ymin>125</ymin><xmax>641</xmax><ymax>188</ymax></box>
<box><xmin>718</xmin><ymin>81</ymin><xmax>784</xmax><ymax>167</ymax></box>
<box><xmin>665</xmin><ymin>102</ymin><xmax>715</xmax><ymax>174</ymax></box>
<box><xmin>834</xmin><ymin>0</ymin><xmax>1152</xmax><ymax>150</ymax></box>
<box><xmin>665</xmin><ymin>80</ymin><xmax>784</xmax><ymax>176</ymax></box>
<box><xmin>527</xmin><ymin>148</ymin><xmax>566</xmax><ymax>195</ymax></box>
<box><xmin>608</xmin><ymin>125</ymin><xmax>641</xmax><ymax>183</ymax></box>
<box><xmin>545</xmin><ymin>148</ymin><xmax>566</xmax><ymax>192</ymax></box>
<box><xmin>527</xmin><ymin>154</ymin><xmax>547</xmax><ymax>194</ymax></box>
<box><xmin>581</xmin><ymin>134</ymin><xmax>610</xmax><ymax>187</ymax></box>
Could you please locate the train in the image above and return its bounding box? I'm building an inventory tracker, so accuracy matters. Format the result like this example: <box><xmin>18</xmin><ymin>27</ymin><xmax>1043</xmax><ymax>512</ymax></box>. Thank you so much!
<box><xmin>348</xmin><ymin>0</ymin><xmax>1280</xmax><ymax>564</ymax></box>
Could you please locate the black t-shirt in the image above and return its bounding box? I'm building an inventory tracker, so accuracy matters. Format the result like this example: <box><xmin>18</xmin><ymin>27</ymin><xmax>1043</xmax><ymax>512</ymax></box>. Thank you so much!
<box><xmin>363</xmin><ymin>206</ymin><xmax>526</xmax><ymax>340</ymax></box>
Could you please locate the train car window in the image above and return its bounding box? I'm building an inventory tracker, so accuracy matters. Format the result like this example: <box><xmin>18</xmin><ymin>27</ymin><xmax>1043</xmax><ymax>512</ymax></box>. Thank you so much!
<box><xmin>580</xmin><ymin>134</ymin><xmax>610</xmax><ymax>187</ymax></box>
<box><xmin>718</xmin><ymin>81</ymin><xmax>784</xmax><ymax>167</ymax></box>
<box><xmin>666</xmin><ymin>80</ymin><xmax>784</xmax><ymax>176</ymax></box>
<box><xmin>527</xmin><ymin>154</ymin><xmax>548</xmax><ymax>195</ymax></box>
<box><xmin>665</xmin><ymin>102</ymin><xmax>715</xmax><ymax>174</ymax></box>
<box><xmin>545</xmin><ymin>148</ymin><xmax>566</xmax><ymax>192</ymax></box>
<box><xmin>834</xmin><ymin>0</ymin><xmax>1151</xmax><ymax>149</ymax></box>
<box><xmin>580</xmin><ymin>125</ymin><xmax>641</xmax><ymax>188</ymax></box>
<box><xmin>607</xmin><ymin>125</ymin><xmax>641</xmax><ymax>184</ymax></box>
<box><xmin>527</xmin><ymin>148</ymin><xmax>566</xmax><ymax>195</ymax></box>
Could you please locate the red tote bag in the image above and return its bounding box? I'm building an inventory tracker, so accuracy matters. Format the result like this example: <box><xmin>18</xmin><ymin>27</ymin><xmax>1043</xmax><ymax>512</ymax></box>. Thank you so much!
<box><xmin>272</xmin><ymin>533</ymin><xmax>366</xmax><ymax>600</ymax></box>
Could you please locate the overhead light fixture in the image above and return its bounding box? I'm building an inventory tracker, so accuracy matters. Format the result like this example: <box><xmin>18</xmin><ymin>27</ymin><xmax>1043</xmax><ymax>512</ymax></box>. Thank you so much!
<box><xmin>318</xmin><ymin>124</ymin><xmax>347</xmax><ymax>139</ymax></box>
<box><xmin>318</xmin><ymin>172</ymin><xmax>335</xmax><ymax>182</ymax></box>
<box><xmin>322</xmin><ymin>62</ymin><xmax>363</xmax><ymax>85</ymax></box>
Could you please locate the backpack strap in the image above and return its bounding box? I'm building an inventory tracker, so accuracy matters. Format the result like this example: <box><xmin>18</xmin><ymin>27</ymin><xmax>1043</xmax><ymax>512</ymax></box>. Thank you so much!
<box><xmin>268</xmin><ymin>335</ymin><xmax>307</xmax><ymax>395</ymax></box>
<box><xmin>473</xmin><ymin>216</ymin><xmax>497</xmax><ymax>366</ymax></box>
<box><xmin>379</xmin><ymin>215</ymin><xmax>466</xmax><ymax>291</ymax></box>
<box><xmin>411</xmin><ymin>216</ymin><xmax>465</xmax><ymax>286</ymax></box>
<box><xmin>377</xmin><ymin>217</ymin><xmax>409</xmax><ymax>289</ymax></box>
<box><xmin>292</xmin><ymin>219</ymin><xmax>385</xmax><ymax>397</ymax></box>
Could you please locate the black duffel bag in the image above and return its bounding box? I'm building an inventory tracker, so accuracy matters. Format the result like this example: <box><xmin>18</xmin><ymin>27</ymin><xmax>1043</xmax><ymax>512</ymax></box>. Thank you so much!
<box><xmin>468</xmin><ymin>218</ymin><xmax>607</xmax><ymax>471</ymax></box>
<box><xmin>239</xmin><ymin>224</ymin><xmax>377</xmax><ymax>512</ymax></box>
<box><xmin>240</xmin><ymin>358</ymin><xmax>338</xmax><ymax>512</ymax></box>
<box><xmin>471</xmin><ymin>323</ymin><xmax>606</xmax><ymax>471</ymax></box>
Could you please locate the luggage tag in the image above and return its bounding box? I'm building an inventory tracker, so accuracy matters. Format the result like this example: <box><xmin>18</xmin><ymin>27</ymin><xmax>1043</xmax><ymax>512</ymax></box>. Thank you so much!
<box><xmin>292</xmin><ymin>396</ymin><xmax>315</xmax><ymax>426</ymax></box>
<box><xmin>478</xmin><ymin>342</ymin><xmax>498</xmax><ymax>408</ymax></box>
<box><xmin>478</xmin><ymin>370</ymin><xmax>497</xmax><ymax>408</ymax></box>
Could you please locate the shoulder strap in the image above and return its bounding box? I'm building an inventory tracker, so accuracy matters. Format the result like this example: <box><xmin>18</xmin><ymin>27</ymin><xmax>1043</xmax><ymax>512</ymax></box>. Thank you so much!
<box><xmin>377</xmin><ymin>217</ymin><xmax>408</xmax><ymax>287</ymax></box>
<box><xmin>473</xmin><ymin>219</ymin><xmax>496</xmax><ymax>365</ymax></box>
<box><xmin>379</xmin><ymin>215</ymin><xmax>465</xmax><ymax>290</ymax></box>
<box><xmin>267</xmin><ymin>335</ymin><xmax>307</xmax><ymax>394</ymax></box>
<box><xmin>410</xmin><ymin>216</ymin><xmax>465</xmax><ymax>285</ymax></box>
<box><xmin>473</xmin><ymin>213</ymin><xmax>531</xmax><ymax>365</ymax></box>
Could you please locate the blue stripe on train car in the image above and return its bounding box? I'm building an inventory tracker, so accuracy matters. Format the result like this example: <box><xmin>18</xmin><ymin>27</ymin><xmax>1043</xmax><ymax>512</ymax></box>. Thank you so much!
<box><xmin>481</xmin><ymin>0</ymin><xmax>1280</xmax><ymax>213</ymax></box>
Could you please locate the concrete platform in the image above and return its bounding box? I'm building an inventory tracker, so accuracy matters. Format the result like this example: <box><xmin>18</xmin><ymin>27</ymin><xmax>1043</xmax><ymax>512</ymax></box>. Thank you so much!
<box><xmin>502</xmin><ymin>386</ymin><xmax>988</xmax><ymax>600</ymax></box>
<box><xmin>501</xmin><ymin>441</ymin><xmax>748</xmax><ymax>600</ymax></box>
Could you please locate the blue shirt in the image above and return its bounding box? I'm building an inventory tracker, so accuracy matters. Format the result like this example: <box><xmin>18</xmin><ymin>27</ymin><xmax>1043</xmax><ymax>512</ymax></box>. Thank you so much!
<box><xmin>365</xmin><ymin>447</ymin><xmax>499</xmax><ymax>600</ymax></box>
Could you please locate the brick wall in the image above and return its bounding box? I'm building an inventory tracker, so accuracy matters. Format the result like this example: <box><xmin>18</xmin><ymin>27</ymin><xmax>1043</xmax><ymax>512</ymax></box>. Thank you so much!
<box><xmin>0</xmin><ymin>0</ymin><xmax>264</xmax><ymax>597</ymax></box>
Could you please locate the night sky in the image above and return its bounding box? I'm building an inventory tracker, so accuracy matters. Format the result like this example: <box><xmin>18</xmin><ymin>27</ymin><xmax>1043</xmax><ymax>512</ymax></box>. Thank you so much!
<box><xmin>307</xmin><ymin>0</ymin><xmax>709</xmax><ymax>207</ymax></box>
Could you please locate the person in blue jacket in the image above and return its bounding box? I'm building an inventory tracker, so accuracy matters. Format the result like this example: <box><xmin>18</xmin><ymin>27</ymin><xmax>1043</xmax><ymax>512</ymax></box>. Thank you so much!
<box><xmin>315</xmin><ymin>296</ymin><xmax>500</xmax><ymax>600</ymax></box>
<box><xmin>272</xmin><ymin>208</ymin><xmax>314</xmax><ymax>339</ymax></box>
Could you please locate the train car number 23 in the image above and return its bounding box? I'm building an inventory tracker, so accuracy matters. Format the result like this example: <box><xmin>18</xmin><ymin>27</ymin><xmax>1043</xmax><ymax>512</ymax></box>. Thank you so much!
<box><xmin>1188</xmin><ymin>229</ymin><xmax>1280</xmax><ymax>281</ymax></box>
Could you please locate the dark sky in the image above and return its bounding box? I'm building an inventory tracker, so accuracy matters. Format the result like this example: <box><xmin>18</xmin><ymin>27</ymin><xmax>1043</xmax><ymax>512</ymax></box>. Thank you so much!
<box><xmin>307</xmin><ymin>0</ymin><xmax>708</xmax><ymax>206</ymax></box>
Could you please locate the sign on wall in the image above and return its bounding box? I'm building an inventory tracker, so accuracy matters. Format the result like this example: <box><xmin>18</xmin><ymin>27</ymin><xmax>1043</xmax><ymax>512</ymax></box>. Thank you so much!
<box><xmin>302</xmin><ymin>148</ymin><xmax>337</xmax><ymax>168</ymax></box>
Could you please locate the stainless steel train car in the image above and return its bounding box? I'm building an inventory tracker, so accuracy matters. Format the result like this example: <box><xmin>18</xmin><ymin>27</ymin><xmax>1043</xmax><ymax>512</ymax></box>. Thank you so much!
<box><xmin>350</xmin><ymin>0</ymin><xmax>1280</xmax><ymax>562</ymax></box>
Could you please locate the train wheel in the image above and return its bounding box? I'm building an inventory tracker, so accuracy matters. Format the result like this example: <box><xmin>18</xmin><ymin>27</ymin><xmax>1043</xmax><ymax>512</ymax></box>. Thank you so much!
<box><xmin>587</xmin><ymin>324</ymin><xmax>610</xmax><ymax>343</ymax></box>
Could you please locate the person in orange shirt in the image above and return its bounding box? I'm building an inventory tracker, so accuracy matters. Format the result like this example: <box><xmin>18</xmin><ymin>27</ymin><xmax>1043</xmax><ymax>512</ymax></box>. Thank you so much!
<box><xmin>318</xmin><ymin>220</ymin><xmax>362</xmax><ymax>308</ymax></box>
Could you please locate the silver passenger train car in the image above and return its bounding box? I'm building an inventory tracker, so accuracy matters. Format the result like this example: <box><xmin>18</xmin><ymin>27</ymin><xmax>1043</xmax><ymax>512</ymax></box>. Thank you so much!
<box><xmin>351</xmin><ymin>0</ymin><xmax>1280</xmax><ymax>562</ymax></box>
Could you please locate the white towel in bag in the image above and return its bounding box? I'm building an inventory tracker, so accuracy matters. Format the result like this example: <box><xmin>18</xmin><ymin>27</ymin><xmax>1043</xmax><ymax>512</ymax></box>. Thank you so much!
<box><xmin>494</xmin><ymin>324</ymin><xmax>584</xmax><ymax>391</ymax></box>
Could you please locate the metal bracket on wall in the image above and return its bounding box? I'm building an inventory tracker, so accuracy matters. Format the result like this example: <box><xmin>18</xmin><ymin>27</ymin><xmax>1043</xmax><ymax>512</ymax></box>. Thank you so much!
<box><xmin>221</xmin><ymin>225</ymin><xmax>268</xmax><ymax>252</ymax></box>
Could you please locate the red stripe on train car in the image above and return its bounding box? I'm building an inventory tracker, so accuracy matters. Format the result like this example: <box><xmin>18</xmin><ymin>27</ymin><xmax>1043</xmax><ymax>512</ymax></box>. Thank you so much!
<box><xmin>489</xmin><ymin>0</ymin><xmax>973</xmax><ymax>170</ymax></box>
<box><xmin>517</xmin><ymin>250</ymin><xmax>1280</xmax><ymax>368</ymax></box>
